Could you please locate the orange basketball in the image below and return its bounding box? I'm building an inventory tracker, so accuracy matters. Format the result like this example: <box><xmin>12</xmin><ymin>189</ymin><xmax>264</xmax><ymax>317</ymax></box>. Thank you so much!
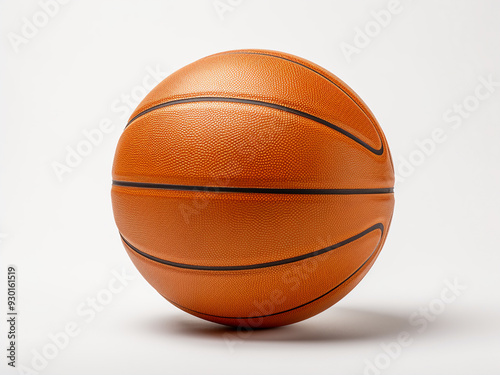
<box><xmin>111</xmin><ymin>50</ymin><xmax>395</xmax><ymax>328</ymax></box>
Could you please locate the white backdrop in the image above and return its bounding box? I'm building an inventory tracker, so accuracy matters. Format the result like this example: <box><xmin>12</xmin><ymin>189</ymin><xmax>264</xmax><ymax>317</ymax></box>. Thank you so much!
<box><xmin>1</xmin><ymin>1</ymin><xmax>499</xmax><ymax>374</ymax></box>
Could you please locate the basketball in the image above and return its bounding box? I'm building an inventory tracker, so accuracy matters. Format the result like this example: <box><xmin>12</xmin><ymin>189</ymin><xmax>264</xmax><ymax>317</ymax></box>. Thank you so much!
<box><xmin>111</xmin><ymin>49</ymin><xmax>395</xmax><ymax>328</ymax></box>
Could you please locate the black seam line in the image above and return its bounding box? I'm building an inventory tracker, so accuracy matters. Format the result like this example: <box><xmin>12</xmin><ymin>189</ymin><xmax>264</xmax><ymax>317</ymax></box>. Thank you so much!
<box><xmin>120</xmin><ymin>223</ymin><xmax>383</xmax><ymax>271</ymax></box>
<box><xmin>220</xmin><ymin>51</ymin><xmax>359</xmax><ymax>102</ymax></box>
<box><xmin>163</xmin><ymin>234</ymin><xmax>381</xmax><ymax>320</ymax></box>
<box><xmin>112</xmin><ymin>180</ymin><xmax>394</xmax><ymax>195</ymax></box>
<box><xmin>216</xmin><ymin>50</ymin><xmax>384</xmax><ymax>151</ymax></box>
<box><xmin>125</xmin><ymin>96</ymin><xmax>383</xmax><ymax>155</ymax></box>
<box><xmin>222</xmin><ymin>51</ymin><xmax>373</xmax><ymax>117</ymax></box>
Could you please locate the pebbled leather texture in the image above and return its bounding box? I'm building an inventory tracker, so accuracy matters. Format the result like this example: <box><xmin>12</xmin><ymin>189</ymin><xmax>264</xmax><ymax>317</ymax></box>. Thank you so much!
<box><xmin>111</xmin><ymin>49</ymin><xmax>395</xmax><ymax>328</ymax></box>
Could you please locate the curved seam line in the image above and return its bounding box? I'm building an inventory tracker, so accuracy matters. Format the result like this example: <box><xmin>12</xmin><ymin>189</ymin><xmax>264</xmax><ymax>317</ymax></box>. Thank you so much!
<box><xmin>125</xmin><ymin>97</ymin><xmax>383</xmax><ymax>155</ymax></box>
<box><xmin>163</xmin><ymin>235</ymin><xmax>381</xmax><ymax>320</ymax></box>
<box><xmin>120</xmin><ymin>223</ymin><xmax>383</xmax><ymax>271</ymax></box>
<box><xmin>220</xmin><ymin>50</ymin><xmax>384</xmax><ymax>150</ymax></box>
<box><xmin>112</xmin><ymin>180</ymin><xmax>394</xmax><ymax>195</ymax></box>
